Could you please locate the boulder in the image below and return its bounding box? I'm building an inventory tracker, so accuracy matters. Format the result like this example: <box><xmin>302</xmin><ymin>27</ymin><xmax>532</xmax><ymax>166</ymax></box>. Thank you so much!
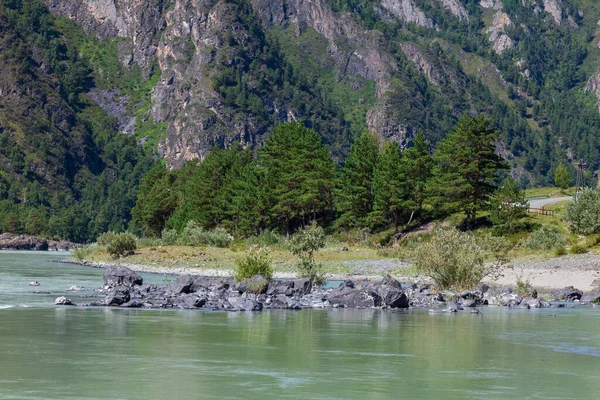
<box><xmin>338</xmin><ymin>280</ymin><xmax>355</xmax><ymax>289</ymax></box>
<box><xmin>521</xmin><ymin>296</ymin><xmax>547</xmax><ymax>308</ymax></box>
<box><xmin>553</xmin><ymin>286</ymin><xmax>583</xmax><ymax>301</ymax></box>
<box><xmin>327</xmin><ymin>288</ymin><xmax>380</xmax><ymax>308</ymax></box>
<box><xmin>227</xmin><ymin>295</ymin><xmax>263</xmax><ymax>311</ymax></box>
<box><xmin>168</xmin><ymin>274</ymin><xmax>195</xmax><ymax>295</ymax></box>
<box><xmin>67</xmin><ymin>285</ymin><xmax>89</xmax><ymax>291</ymax></box>
<box><xmin>28</xmin><ymin>281</ymin><xmax>40</xmax><ymax>286</ymax></box>
<box><xmin>375</xmin><ymin>285</ymin><xmax>409</xmax><ymax>308</ymax></box>
<box><xmin>54</xmin><ymin>296</ymin><xmax>74</xmax><ymax>306</ymax></box>
<box><xmin>101</xmin><ymin>286</ymin><xmax>131</xmax><ymax>306</ymax></box>
<box><xmin>103</xmin><ymin>266</ymin><xmax>143</xmax><ymax>288</ymax></box>
<box><xmin>179</xmin><ymin>294</ymin><xmax>207</xmax><ymax>308</ymax></box>
<box><xmin>121</xmin><ymin>298</ymin><xmax>145</xmax><ymax>308</ymax></box>
<box><xmin>500</xmin><ymin>293</ymin><xmax>522</xmax><ymax>307</ymax></box>
<box><xmin>234</xmin><ymin>275</ymin><xmax>268</xmax><ymax>294</ymax></box>
<box><xmin>292</xmin><ymin>279</ymin><xmax>312</xmax><ymax>296</ymax></box>
<box><xmin>266</xmin><ymin>280</ymin><xmax>294</xmax><ymax>296</ymax></box>
<box><xmin>581</xmin><ymin>289</ymin><xmax>600</xmax><ymax>304</ymax></box>
<box><xmin>377</xmin><ymin>274</ymin><xmax>403</xmax><ymax>289</ymax></box>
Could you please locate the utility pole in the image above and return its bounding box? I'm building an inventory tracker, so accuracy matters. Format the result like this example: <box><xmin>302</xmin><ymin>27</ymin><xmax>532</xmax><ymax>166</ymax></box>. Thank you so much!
<box><xmin>575</xmin><ymin>159</ymin><xmax>586</xmax><ymax>200</ymax></box>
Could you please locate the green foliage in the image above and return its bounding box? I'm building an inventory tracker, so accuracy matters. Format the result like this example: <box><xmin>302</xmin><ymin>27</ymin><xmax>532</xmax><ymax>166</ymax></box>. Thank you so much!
<box><xmin>246</xmin><ymin>230</ymin><xmax>286</xmax><ymax>248</ymax></box>
<box><xmin>290</xmin><ymin>221</ymin><xmax>327</xmax><ymax>285</ymax></box>
<box><xmin>554</xmin><ymin>246</ymin><xmax>567</xmax><ymax>257</ymax></box>
<box><xmin>234</xmin><ymin>246</ymin><xmax>274</xmax><ymax>282</ymax></box>
<box><xmin>409</xmin><ymin>228</ymin><xmax>510</xmax><ymax>291</ymax></box>
<box><xmin>372</xmin><ymin>141</ymin><xmax>408</xmax><ymax>230</ymax></box>
<box><xmin>160</xmin><ymin>229</ymin><xmax>179</xmax><ymax>246</ymax></box>
<box><xmin>554</xmin><ymin>163</ymin><xmax>572</xmax><ymax>191</ymax></box>
<box><xmin>524</xmin><ymin>225</ymin><xmax>567</xmax><ymax>250</ymax></box>
<box><xmin>431</xmin><ymin>116</ymin><xmax>508</xmax><ymax>224</ymax></box>
<box><xmin>402</xmin><ymin>132</ymin><xmax>434</xmax><ymax>221</ymax></box>
<box><xmin>566</xmin><ymin>189</ymin><xmax>600</xmax><ymax>235</ymax></box>
<box><xmin>97</xmin><ymin>232</ymin><xmax>119</xmax><ymax>247</ymax></box>
<box><xmin>488</xmin><ymin>176</ymin><xmax>528</xmax><ymax>232</ymax></box>
<box><xmin>260</xmin><ymin>122</ymin><xmax>336</xmax><ymax>233</ymax></box>
<box><xmin>336</xmin><ymin>132</ymin><xmax>379</xmax><ymax>229</ymax></box>
<box><xmin>570</xmin><ymin>243</ymin><xmax>589</xmax><ymax>254</ymax></box>
<box><xmin>72</xmin><ymin>243</ymin><xmax>102</xmax><ymax>262</ymax></box>
<box><xmin>179</xmin><ymin>221</ymin><xmax>234</xmax><ymax>248</ymax></box>
<box><xmin>515</xmin><ymin>275</ymin><xmax>534</xmax><ymax>297</ymax></box>
<box><xmin>105</xmin><ymin>232</ymin><xmax>138</xmax><ymax>258</ymax></box>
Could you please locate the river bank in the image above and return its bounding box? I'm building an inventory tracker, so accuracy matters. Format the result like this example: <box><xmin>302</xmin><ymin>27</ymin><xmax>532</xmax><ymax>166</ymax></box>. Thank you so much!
<box><xmin>0</xmin><ymin>233</ymin><xmax>77</xmax><ymax>251</ymax></box>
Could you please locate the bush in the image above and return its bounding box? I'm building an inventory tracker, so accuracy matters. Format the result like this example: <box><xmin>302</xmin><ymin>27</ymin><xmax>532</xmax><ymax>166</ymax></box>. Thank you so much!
<box><xmin>290</xmin><ymin>221</ymin><xmax>327</xmax><ymax>285</ymax></box>
<box><xmin>409</xmin><ymin>228</ymin><xmax>510</xmax><ymax>291</ymax></box>
<box><xmin>234</xmin><ymin>246</ymin><xmax>273</xmax><ymax>281</ymax></box>
<box><xmin>524</xmin><ymin>225</ymin><xmax>566</xmax><ymax>250</ymax></box>
<box><xmin>566</xmin><ymin>189</ymin><xmax>600</xmax><ymax>235</ymax></box>
<box><xmin>105</xmin><ymin>232</ymin><xmax>138</xmax><ymax>258</ymax></box>
<box><xmin>97</xmin><ymin>231</ymin><xmax>118</xmax><ymax>247</ymax></box>
<box><xmin>179</xmin><ymin>221</ymin><xmax>233</xmax><ymax>248</ymax></box>
<box><xmin>554</xmin><ymin>246</ymin><xmax>567</xmax><ymax>257</ymax></box>
<box><xmin>72</xmin><ymin>244</ymin><xmax>102</xmax><ymax>261</ymax></box>
<box><xmin>570</xmin><ymin>243</ymin><xmax>588</xmax><ymax>254</ymax></box>
<box><xmin>161</xmin><ymin>229</ymin><xmax>178</xmax><ymax>245</ymax></box>
<box><xmin>515</xmin><ymin>275</ymin><xmax>534</xmax><ymax>297</ymax></box>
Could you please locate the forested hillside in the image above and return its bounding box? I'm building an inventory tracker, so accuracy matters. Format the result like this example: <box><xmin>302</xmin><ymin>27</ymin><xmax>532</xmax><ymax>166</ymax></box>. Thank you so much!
<box><xmin>3</xmin><ymin>0</ymin><xmax>600</xmax><ymax>240</ymax></box>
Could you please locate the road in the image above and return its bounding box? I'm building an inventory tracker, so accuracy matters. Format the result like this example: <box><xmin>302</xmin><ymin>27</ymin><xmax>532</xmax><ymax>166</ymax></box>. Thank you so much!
<box><xmin>528</xmin><ymin>196</ymin><xmax>573</xmax><ymax>209</ymax></box>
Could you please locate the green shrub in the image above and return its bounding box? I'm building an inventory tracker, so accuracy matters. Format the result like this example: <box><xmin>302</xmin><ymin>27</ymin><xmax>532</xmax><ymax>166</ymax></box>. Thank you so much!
<box><xmin>566</xmin><ymin>189</ymin><xmax>600</xmax><ymax>235</ymax></box>
<box><xmin>409</xmin><ymin>228</ymin><xmax>510</xmax><ymax>291</ymax></box>
<box><xmin>106</xmin><ymin>232</ymin><xmax>138</xmax><ymax>258</ymax></box>
<box><xmin>179</xmin><ymin>221</ymin><xmax>233</xmax><ymax>248</ymax></box>
<box><xmin>96</xmin><ymin>231</ymin><xmax>118</xmax><ymax>247</ymax></box>
<box><xmin>515</xmin><ymin>275</ymin><xmax>533</xmax><ymax>297</ymax></box>
<box><xmin>554</xmin><ymin>246</ymin><xmax>567</xmax><ymax>257</ymax></box>
<box><xmin>570</xmin><ymin>243</ymin><xmax>588</xmax><ymax>254</ymax></box>
<box><xmin>234</xmin><ymin>246</ymin><xmax>273</xmax><ymax>281</ymax></box>
<box><xmin>72</xmin><ymin>244</ymin><xmax>102</xmax><ymax>261</ymax></box>
<box><xmin>290</xmin><ymin>221</ymin><xmax>327</xmax><ymax>285</ymax></box>
<box><xmin>524</xmin><ymin>225</ymin><xmax>567</xmax><ymax>250</ymax></box>
<box><xmin>161</xmin><ymin>229</ymin><xmax>179</xmax><ymax>245</ymax></box>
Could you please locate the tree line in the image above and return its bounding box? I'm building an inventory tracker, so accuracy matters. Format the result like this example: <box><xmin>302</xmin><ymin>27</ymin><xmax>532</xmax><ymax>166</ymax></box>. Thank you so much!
<box><xmin>132</xmin><ymin>116</ymin><xmax>514</xmax><ymax>238</ymax></box>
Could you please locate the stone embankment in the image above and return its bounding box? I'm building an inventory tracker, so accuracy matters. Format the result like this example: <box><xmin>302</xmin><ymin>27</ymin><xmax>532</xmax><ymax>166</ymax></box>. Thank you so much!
<box><xmin>0</xmin><ymin>233</ymin><xmax>76</xmax><ymax>251</ymax></box>
<box><xmin>55</xmin><ymin>266</ymin><xmax>600</xmax><ymax>312</ymax></box>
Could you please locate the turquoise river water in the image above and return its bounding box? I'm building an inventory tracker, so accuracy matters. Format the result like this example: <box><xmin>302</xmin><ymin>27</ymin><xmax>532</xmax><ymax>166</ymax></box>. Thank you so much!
<box><xmin>1</xmin><ymin>251</ymin><xmax>599</xmax><ymax>399</ymax></box>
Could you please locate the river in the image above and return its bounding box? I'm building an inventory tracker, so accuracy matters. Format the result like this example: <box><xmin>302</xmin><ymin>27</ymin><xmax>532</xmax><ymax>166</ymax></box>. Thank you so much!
<box><xmin>1</xmin><ymin>251</ymin><xmax>599</xmax><ymax>399</ymax></box>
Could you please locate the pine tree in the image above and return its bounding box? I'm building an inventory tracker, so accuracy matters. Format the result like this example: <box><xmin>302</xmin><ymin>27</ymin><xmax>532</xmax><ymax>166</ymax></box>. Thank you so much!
<box><xmin>554</xmin><ymin>163</ymin><xmax>572</xmax><ymax>191</ymax></box>
<box><xmin>372</xmin><ymin>141</ymin><xmax>408</xmax><ymax>231</ymax></box>
<box><xmin>402</xmin><ymin>132</ymin><xmax>434</xmax><ymax>221</ymax></box>
<box><xmin>260</xmin><ymin>122</ymin><xmax>336</xmax><ymax>234</ymax></box>
<box><xmin>488</xmin><ymin>176</ymin><xmax>527</xmax><ymax>231</ymax></box>
<box><xmin>335</xmin><ymin>132</ymin><xmax>379</xmax><ymax>228</ymax></box>
<box><xmin>432</xmin><ymin>115</ymin><xmax>508</xmax><ymax>225</ymax></box>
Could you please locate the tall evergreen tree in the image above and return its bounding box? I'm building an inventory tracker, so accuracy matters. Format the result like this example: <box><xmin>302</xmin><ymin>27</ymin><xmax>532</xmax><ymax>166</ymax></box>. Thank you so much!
<box><xmin>432</xmin><ymin>115</ymin><xmax>507</xmax><ymax>225</ymax></box>
<box><xmin>554</xmin><ymin>163</ymin><xmax>572</xmax><ymax>191</ymax></box>
<box><xmin>335</xmin><ymin>132</ymin><xmax>379</xmax><ymax>228</ymax></box>
<box><xmin>260</xmin><ymin>122</ymin><xmax>336</xmax><ymax>234</ymax></box>
<box><xmin>372</xmin><ymin>141</ymin><xmax>408</xmax><ymax>231</ymax></box>
<box><xmin>488</xmin><ymin>176</ymin><xmax>527</xmax><ymax>231</ymax></box>
<box><xmin>402</xmin><ymin>132</ymin><xmax>434</xmax><ymax>221</ymax></box>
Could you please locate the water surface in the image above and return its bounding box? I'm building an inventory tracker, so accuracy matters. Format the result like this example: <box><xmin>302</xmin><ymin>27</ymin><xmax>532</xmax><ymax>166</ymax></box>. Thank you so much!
<box><xmin>1</xmin><ymin>252</ymin><xmax>599</xmax><ymax>399</ymax></box>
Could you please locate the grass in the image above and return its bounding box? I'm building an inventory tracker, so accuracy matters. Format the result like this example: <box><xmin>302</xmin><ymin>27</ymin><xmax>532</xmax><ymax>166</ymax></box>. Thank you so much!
<box><xmin>524</xmin><ymin>187</ymin><xmax>575</xmax><ymax>198</ymax></box>
<box><xmin>76</xmin><ymin>242</ymin><xmax>391</xmax><ymax>275</ymax></box>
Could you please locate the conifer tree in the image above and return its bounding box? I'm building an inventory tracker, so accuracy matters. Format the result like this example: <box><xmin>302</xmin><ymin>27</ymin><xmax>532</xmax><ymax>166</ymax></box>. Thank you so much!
<box><xmin>260</xmin><ymin>122</ymin><xmax>335</xmax><ymax>234</ymax></box>
<box><xmin>372</xmin><ymin>141</ymin><xmax>408</xmax><ymax>231</ymax></box>
<box><xmin>402</xmin><ymin>132</ymin><xmax>434</xmax><ymax>221</ymax></box>
<box><xmin>432</xmin><ymin>115</ymin><xmax>507</xmax><ymax>225</ymax></box>
<box><xmin>488</xmin><ymin>176</ymin><xmax>527</xmax><ymax>231</ymax></box>
<box><xmin>335</xmin><ymin>132</ymin><xmax>379</xmax><ymax>228</ymax></box>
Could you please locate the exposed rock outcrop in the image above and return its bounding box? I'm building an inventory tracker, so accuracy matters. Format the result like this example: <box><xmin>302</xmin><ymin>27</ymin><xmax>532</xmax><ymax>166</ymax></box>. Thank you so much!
<box><xmin>0</xmin><ymin>233</ymin><xmax>76</xmax><ymax>251</ymax></box>
<box><xmin>585</xmin><ymin>70</ymin><xmax>600</xmax><ymax>112</ymax></box>
<box><xmin>380</xmin><ymin>0</ymin><xmax>434</xmax><ymax>29</ymax></box>
<box><xmin>439</xmin><ymin>0</ymin><xmax>469</xmax><ymax>21</ymax></box>
<box><xmin>480</xmin><ymin>0</ymin><xmax>502</xmax><ymax>10</ymax></box>
<box><xmin>486</xmin><ymin>11</ymin><xmax>515</xmax><ymax>54</ymax></box>
<box><xmin>543</xmin><ymin>0</ymin><xmax>563</xmax><ymax>25</ymax></box>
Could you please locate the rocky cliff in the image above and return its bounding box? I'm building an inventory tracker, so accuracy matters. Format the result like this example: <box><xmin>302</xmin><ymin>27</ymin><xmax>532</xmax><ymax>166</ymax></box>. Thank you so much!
<box><xmin>24</xmin><ymin>0</ymin><xmax>600</xmax><ymax>181</ymax></box>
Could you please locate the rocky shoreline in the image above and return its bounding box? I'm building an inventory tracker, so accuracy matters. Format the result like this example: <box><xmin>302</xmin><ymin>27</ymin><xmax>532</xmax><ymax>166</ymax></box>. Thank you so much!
<box><xmin>54</xmin><ymin>265</ymin><xmax>600</xmax><ymax>312</ymax></box>
<box><xmin>0</xmin><ymin>233</ymin><xmax>76</xmax><ymax>251</ymax></box>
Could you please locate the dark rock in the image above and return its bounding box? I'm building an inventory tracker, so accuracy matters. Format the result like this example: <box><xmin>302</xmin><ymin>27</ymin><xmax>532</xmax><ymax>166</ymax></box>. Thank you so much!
<box><xmin>228</xmin><ymin>295</ymin><xmax>263</xmax><ymax>311</ymax></box>
<box><xmin>377</xmin><ymin>274</ymin><xmax>403</xmax><ymax>289</ymax></box>
<box><xmin>234</xmin><ymin>275</ymin><xmax>268</xmax><ymax>294</ymax></box>
<box><xmin>444</xmin><ymin>303</ymin><xmax>462</xmax><ymax>312</ymax></box>
<box><xmin>121</xmin><ymin>299</ymin><xmax>145</xmax><ymax>308</ymax></box>
<box><xmin>179</xmin><ymin>294</ymin><xmax>207</xmax><ymax>308</ymax></box>
<box><xmin>339</xmin><ymin>280</ymin><xmax>355</xmax><ymax>289</ymax></box>
<box><xmin>0</xmin><ymin>233</ymin><xmax>48</xmax><ymax>251</ymax></box>
<box><xmin>54</xmin><ymin>296</ymin><xmax>74</xmax><ymax>306</ymax></box>
<box><xmin>375</xmin><ymin>285</ymin><xmax>409</xmax><ymax>308</ymax></box>
<box><xmin>292</xmin><ymin>279</ymin><xmax>312</xmax><ymax>296</ymax></box>
<box><xmin>103</xmin><ymin>266</ymin><xmax>143</xmax><ymax>288</ymax></box>
<box><xmin>553</xmin><ymin>286</ymin><xmax>583</xmax><ymax>301</ymax></box>
<box><xmin>461</xmin><ymin>299</ymin><xmax>477</xmax><ymax>308</ymax></box>
<box><xmin>521</xmin><ymin>296</ymin><xmax>547</xmax><ymax>308</ymax></box>
<box><xmin>101</xmin><ymin>286</ymin><xmax>131</xmax><ymax>306</ymax></box>
<box><xmin>268</xmin><ymin>294</ymin><xmax>292</xmax><ymax>309</ymax></box>
<box><xmin>341</xmin><ymin>246</ymin><xmax>349</xmax><ymax>252</ymax></box>
<box><xmin>581</xmin><ymin>289</ymin><xmax>600</xmax><ymax>304</ymax></box>
<box><xmin>33</xmin><ymin>291</ymin><xmax>51</xmax><ymax>294</ymax></box>
<box><xmin>327</xmin><ymin>288</ymin><xmax>379</xmax><ymax>308</ymax></box>
<box><xmin>266</xmin><ymin>280</ymin><xmax>294</xmax><ymax>296</ymax></box>
<box><xmin>168</xmin><ymin>274</ymin><xmax>195</xmax><ymax>295</ymax></box>
<box><xmin>475</xmin><ymin>283</ymin><xmax>489</xmax><ymax>294</ymax></box>
<box><xmin>500</xmin><ymin>292</ymin><xmax>522</xmax><ymax>307</ymax></box>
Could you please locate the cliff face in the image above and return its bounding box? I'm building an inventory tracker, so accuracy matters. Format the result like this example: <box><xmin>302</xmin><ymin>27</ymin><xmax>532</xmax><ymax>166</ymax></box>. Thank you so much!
<box><xmin>37</xmin><ymin>0</ymin><xmax>600</xmax><ymax>178</ymax></box>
